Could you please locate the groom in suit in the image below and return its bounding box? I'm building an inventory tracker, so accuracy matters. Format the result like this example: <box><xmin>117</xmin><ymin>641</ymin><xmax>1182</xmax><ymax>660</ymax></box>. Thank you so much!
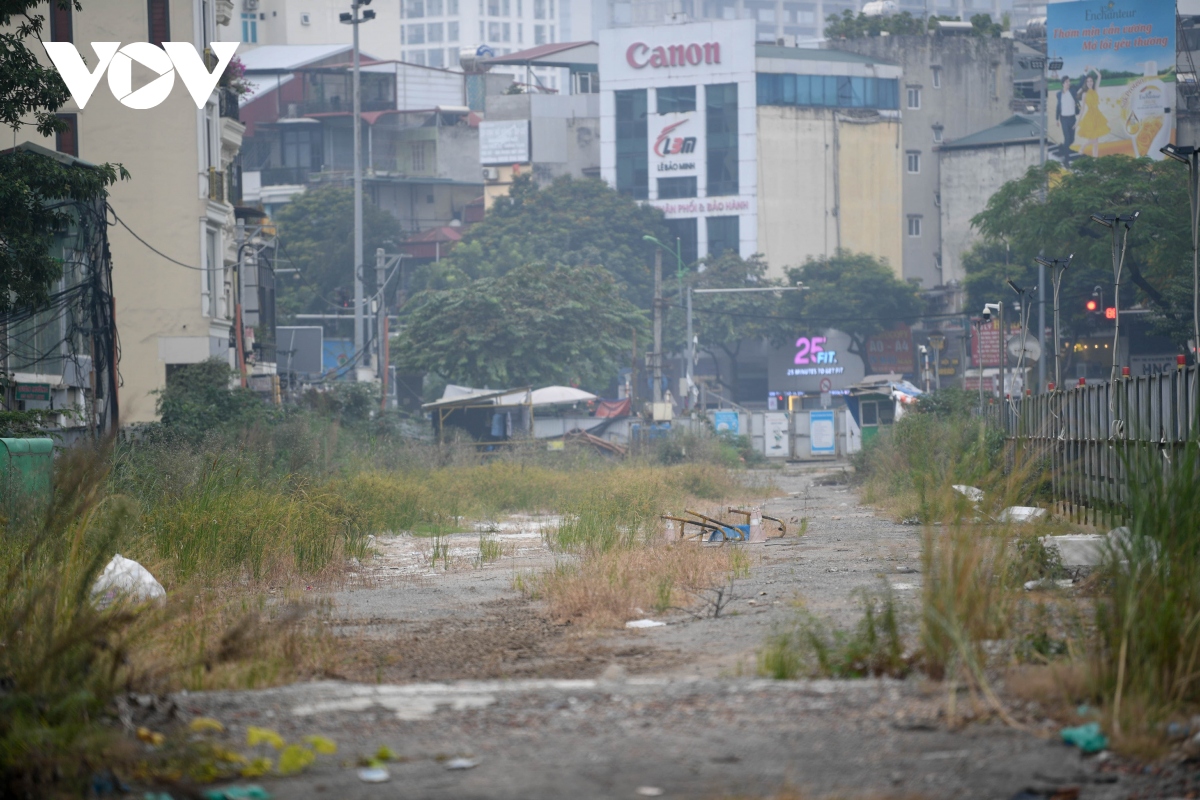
<box><xmin>1055</xmin><ymin>76</ymin><xmax>1077</xmax><ymax>160</ymax></box>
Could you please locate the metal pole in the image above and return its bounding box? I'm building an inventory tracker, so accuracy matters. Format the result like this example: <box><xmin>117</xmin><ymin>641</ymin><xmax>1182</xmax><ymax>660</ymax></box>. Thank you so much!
<box><xmin>686</xmin><ymin>285</ymin><xmax>693</xmax><ymax>410</ymax></box>
<box><xmin>653</xmin><ymin>247</ymin><xmax>663</xmax><ymax>404</ymax></box>
<box><xmin>1038</xmin><ymin>260</ymin><xmax>1046</xmax><ymax>391</ymax></box>
<box><xmin>1111</xmin><ymin>226</ymin><xmax>1121</xmax><ymax>381</ymax></box>
<box><xmin>1054</xmin><ymin>268</ymin><xmax>1063</xmax><ymax>389</ymax></box>
<box><xmin>999</xmin><ymin>300</ymin><xmax>1005</xmax><ymax>399</ymax></box>
<box><xmin>1192</xmin><ymin>152</ymin><xmax>1199</xmax><ymax>363</ymax></box>
<box><xmin>976</xmin><ymin>319</ymin><xmax>984</xmax><ymax>410</ymax></box>
<box><xmin>376</xmin><ymin>247</ymin><xmax>386</xmax><ymax>383</ymax></box>
<box><xmin>352</xmin><ymin>0</ymin><xmax>365</xmax><ymax>367</ymax></box>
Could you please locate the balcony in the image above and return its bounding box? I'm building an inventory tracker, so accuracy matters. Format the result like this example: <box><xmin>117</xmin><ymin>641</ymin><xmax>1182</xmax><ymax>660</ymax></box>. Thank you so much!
<box><xmin>219</xmin><ymin>86</ymin><xmax>240</xmax><ymax>120</ymax></box>
<box><xmin>259</xmin><ymin>166</ymin><xmax>314</xmax><ymax>186</ymax></box>
<box><xmin>295</xmin><ymin>98</ymin><xmax>394</xmax><ymax>115</ymax></box>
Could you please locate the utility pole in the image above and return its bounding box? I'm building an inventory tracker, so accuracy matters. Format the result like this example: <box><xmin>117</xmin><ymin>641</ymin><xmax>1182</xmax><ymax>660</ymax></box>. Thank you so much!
<box><xmin>652</xmin><ymin>248</ymin><xmax>663</xmax><ymax>404</ymax></box>
<box><xmin>234</xmin><ymin>220</ymin><xmax>248</xmax><ymax>388</ymax></box>
<box><xmin>686</xmin><ymin>285</ymin><xmax>694</xmax><ymax>408</ymax></box>
<box><xmin>1033</xmin><ymin>52</ymin><xmax>1062</xmax><ymax>392</ymax></box>
<box><xmin>1161</xmin><ymin>143</ymin><xmax>1200</xmax><ymax>362</ymax></box>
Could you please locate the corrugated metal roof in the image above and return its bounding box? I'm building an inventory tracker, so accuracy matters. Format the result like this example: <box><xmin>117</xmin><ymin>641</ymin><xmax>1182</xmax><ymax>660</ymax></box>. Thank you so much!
<box><xmin>939</xmin><ymin>114</ymin><xmax>1044</xmax><ymax>150</ymax></box>
<box><xmin>238</xmin><ymin>44</ymin><xmax>368</xmax><ymax>73</ymax></box>
<box><xmin>485</xmin><ymin>41</ymin><xmax>599</xmax><ymax>67</ymax></box>
<box><xmin>759</xmin><ymin>44</ymin><xmax>898</xmax><ymax>66</ymax></box>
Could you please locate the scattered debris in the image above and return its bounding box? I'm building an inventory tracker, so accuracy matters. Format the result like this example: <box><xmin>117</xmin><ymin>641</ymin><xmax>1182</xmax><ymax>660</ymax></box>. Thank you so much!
<box><xmin>952</xmin><ymin>485</ymin><xmax>985</xmax><ymax>503</ymax></box>
<box><xmin>1024</xmin><ymin>578</ymin><xmax>1075</xmax><ymax>591</ymax></box>
<box><xmin>201</xmin><ymin>786</ymin><xmax>272</xmax><ymax>800</ymax></box>
<box><xmin>626</xmin><ymin>619</ymin><xmax>666</xmax><ymax>629</ymax></box>
<box><xmin>1060</xmin><ymin>722</ymin><xmax>1108</xmax><ymax>754</ymax></box>
<box><xmin>445</xmin><ymin>757</ymin><xmax>478</xmax><ymax>770</ymax></box>
<box><xmin>998</xmin><ymin>507</ymin><xmax>1048</xmax><ymax>524</ymax></box>
<box><xmin>894</xmin><ymin>565</ymin><xmax>919</xmax><ymax>574</ymax></box>
<box><xmin>635</xmin><ymin>788</ymin><xmax>664</xmax><ymax>797</ymax></box>
<box><xmin>92</xmin><ymin>554</ymin><xmax>165</xmax><ymax>608</ymax></box>
<box><xmin>357</xmin><ymin>767</ymin><xmax>391</xmax><ymax>783</ymax></box>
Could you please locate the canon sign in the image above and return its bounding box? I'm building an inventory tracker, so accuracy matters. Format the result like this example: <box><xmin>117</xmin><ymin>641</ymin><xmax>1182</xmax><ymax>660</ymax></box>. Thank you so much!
<box><xmin>625</xmin><ymin>41</ymin><xmax>721</xmax><ymax>69</ymax></box>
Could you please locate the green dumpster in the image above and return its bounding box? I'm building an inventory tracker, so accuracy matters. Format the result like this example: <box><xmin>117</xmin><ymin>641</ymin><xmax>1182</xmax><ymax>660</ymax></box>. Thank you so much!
<box><xmin>1</xmin><ymin>438</ymin><xmax>54</xmax><ymax>499</ymax></box>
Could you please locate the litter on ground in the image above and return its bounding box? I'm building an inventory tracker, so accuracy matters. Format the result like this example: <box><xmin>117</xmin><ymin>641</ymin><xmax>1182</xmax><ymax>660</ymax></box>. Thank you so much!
<box><xmin>92</xmin><ymin>554</ymin><xmax>165</xmax><ymax>608</ymax></box>
<box><xmin>626</xmin><ymin>619</ymin><xmax>666</xmax><ymax>628</ymax></box>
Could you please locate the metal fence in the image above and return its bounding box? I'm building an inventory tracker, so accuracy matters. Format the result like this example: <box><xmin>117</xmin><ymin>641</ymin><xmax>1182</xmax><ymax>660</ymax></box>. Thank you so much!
<box><xmin>987</xmin><ymin>365</ymin><xmax>1200</xmax><ymax>528</ymax></box>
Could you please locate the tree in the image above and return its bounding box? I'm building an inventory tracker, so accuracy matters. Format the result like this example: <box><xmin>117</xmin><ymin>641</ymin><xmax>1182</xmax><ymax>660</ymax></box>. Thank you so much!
<box><xmin>1</xmin><ymin>0</ymin><xmax>127</xmax><ymax>314</ymax></box>
<box><xmin>154</xmin><ymin>358</ymin><xmax>269</xmax><ymax>441</ymax></box>
<box><xmin>393</xmin><ymin>262</ymin><xmax>647</xmax><ymax>391</ymax></box>
<box><xmin>968</xmin><ymin>157</ymin><xmax>1193</xmax><ymax>348</ymax></box>
<box><xmin>415</xmin><ymin>174</ymin><xmax>671</xmax><ymax>308</ymax></box>
<box><xmin>784</xmin><ymin>250</ymin><xmax>922</xmax><ymax>373</ymax></box>
<box><xmin>272</xmin><ymin>185</ymin><xmax>404</xmax><ymax>321</ymax></box>
<box><xmin>689</xmin><ymin>252</ymin><xmax>787</xmax><ymax>395</ymax></box>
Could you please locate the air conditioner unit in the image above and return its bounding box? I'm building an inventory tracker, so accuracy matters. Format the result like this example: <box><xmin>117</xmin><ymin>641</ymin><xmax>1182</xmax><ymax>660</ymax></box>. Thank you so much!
<box><xmin>482</xmin><ymin>167</ymin><xmax>500</xmax><ymax>181</ymax></box>
<box><xmin>244</xmin><ymin>0</ymin><xmax>259</xmax><ymax>10</ymax></box>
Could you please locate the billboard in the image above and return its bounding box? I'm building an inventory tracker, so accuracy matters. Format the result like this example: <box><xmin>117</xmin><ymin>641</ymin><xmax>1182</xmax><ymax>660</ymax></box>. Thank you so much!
<box><xmin>479</xmin><ymin>120</ymin><xmax>530</xmax><ymax>165</ymax></box>
<box><xmin>865</xmin><ymin>325</ymin><xmax>915</xmax><ymax>374</ymax></box>
<box><xmin>1047</xmin><ymin>0</ymin><xmax>1175</xmax><ymax>162</ymax></box>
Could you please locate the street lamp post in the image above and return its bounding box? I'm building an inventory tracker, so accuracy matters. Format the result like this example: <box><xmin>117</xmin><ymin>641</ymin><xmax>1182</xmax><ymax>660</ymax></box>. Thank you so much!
<box><xmin>1161</xmin><ymin>143</ymin><xmax>1200</xmax><ymax>361</ymax></box>
<box><xmin>340</xmin><ymin>0</ymin><xmax>375</xmax><ymax>373</ymax></box>
<box><xmin>1089</xmin><ymin>212</ymin><xmax>1139</xmax><ymax>382</ymax></box>
<box><xmin>1007</xmin><ymin>278</ymin><xmax>1037</xmax><ymax>404</ymax></box>
<box><xmin>1027</xmin><ymin>53</ymin><xmax>1062</xmax><ymax>394</ymax></box>
<box><xmin>644</xmin><ymin>235</ymin><xmax>690</xmax><ymax>406</ymax></box>
<box><xmin>1035</xmin><ymin>254</ymin><xmax>1073</xmax><ymax>390</ymax></box>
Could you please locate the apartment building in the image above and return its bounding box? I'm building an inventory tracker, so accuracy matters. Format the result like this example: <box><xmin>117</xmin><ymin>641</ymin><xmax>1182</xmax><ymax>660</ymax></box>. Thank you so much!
<box><xmin>19</xmin><ymin>0</ymin><xmax>244</xmax><ymax>424</ymax></box>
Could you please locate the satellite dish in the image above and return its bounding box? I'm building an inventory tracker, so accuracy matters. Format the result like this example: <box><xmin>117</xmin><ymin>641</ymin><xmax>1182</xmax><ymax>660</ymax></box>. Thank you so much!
<box><xmin>1006</xmin><ymin>335</ymin><xmax>1042</xmax><ymax>362</ymax></box>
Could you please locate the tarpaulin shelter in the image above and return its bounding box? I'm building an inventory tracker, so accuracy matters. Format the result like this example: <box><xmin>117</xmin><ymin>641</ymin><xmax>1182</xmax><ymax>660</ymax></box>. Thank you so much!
<box><xmin>843</xmin><ymin>374</ymin><xmax>924</xmax><ymax>445</ymax></box>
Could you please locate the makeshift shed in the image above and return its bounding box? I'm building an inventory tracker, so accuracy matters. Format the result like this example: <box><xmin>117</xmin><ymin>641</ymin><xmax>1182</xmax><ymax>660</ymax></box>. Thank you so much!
<box><xmin>421</xmin><ymin>385</ymin><xmax>601</xmax><ymax>443</ymax></box>
<box><xmin>844</xmin><ymin>375</ymin><xmax>923</xmax><ymax>445</ymax></box>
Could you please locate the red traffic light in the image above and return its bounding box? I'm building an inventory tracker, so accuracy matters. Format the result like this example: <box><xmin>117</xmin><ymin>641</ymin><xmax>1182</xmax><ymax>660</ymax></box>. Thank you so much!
<box><xmin>1085</xmin><ymin>299</ymin><xmax>1099</xmax><ymax>312</ymax></box>
<box><xmin>1104</xmin><ymin>307</ymin><xmax>1116</xmax><ymax>319</ymax></box>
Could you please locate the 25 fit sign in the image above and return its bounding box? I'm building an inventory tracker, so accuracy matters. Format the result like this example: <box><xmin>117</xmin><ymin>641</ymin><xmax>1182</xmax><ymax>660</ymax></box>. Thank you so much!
<box><xmin>44</xmin><ymin>42</ymin><xmax>239</xmax><ymax>109</ymax></box>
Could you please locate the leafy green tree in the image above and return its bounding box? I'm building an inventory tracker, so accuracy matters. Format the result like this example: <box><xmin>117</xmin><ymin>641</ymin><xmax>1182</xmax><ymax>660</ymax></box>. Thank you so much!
<box><xmin>784</xmin><ymin>250</ymin><xmax>922</xmax><ymax>373</ymax></box>
<box><xmin>393</xmin><ymin>262</ymin><xmax>647</xmax><ymax>390</ymax></box>
<box><xmin>1</xmin><ymin>0</ymin><xmax>127</xmax><ymax>314</ymax></box>
<box><xmin>689</xmin><ymin>252</ymin><xmax>786</xmax><ymax>394</ymax></box>
<box><xmin>823</xmin><ymin>9</ymin><xmax>927</xmax><ymax>38</ymax></box>
<box><xmin>968</xmin><ymin>157</ymin><xmax>1193</xmax><ymax>348</ymax></box>
<box><xmin>416</xmin><ymin>174</ymin><xmax>671</xmax><ymax>308</ymax></box>
<box><xmin>272</xmin><ymin>185</ymin><xmax>404</xmax><ymax>321</ymax></box>
<box><xmin>154</xmin><ymin>359</ymin><xmax>269</xmax><ymax>441</ymax></box>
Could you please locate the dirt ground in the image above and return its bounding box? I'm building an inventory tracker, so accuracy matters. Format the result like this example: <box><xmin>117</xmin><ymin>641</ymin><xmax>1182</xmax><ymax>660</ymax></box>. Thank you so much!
<box><xmin>181</xmin><ymin>465</ymin><xmax>1168</xmax><ymax>799</ymax></box>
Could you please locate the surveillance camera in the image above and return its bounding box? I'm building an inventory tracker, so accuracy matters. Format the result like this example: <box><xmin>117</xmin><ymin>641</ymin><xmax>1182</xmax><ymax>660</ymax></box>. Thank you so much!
<box><xmin>982</xmin><ymin>308</ymin><xmax>992</xmax><ymax>321</ymax></box>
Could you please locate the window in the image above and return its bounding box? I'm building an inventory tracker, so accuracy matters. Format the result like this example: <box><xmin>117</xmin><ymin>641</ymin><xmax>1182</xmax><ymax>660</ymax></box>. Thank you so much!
<box><xmin>55</xmin><ymin>114</ymin><xmax>78</xmax><ymax>157</ymax></box>
<box><xmin>148</xmin><ymin>0</ymin><xmax>170</xmax><ymax>45</ymax></box>
<box><xmin>756</xmin><ymin>74</ymin><xmax>899</xmax><ymax>110</ymax></box>
<box><xmin>663</xmin><ymin>218</ymin><xmax>698</xmax><ymax>268</ymax></box>
<box><xmin>427</xmin><ymin>48</ymin><xmax>445</xmax><ymax>67</ymax></box>
<box><xmin>427</xmin><ymin>22</ymin><xmax>443</xmax><ymax>40</ymax></box>
<box><xmin>408</xmin><ymin>24</ymin><xmax>425</xmax><ymax>43</ymax></box>
<box><xmin>517</xmin><ymin>22</ymin><xmax>522</xmax><ymax>42</ymax></box>
<box><xmin>611</xmin><ymin>1</ymin><xmax>631</xmax><ymax>22</ymax></box>
<box><xmin>488</xmin><ymin>21</ymin><xmax>500</xmax><ymax>39</ymax></box>
<box><xmin>657</xmin><ymin>85</ymin><xmax>695</xmax><ymax>114</ymax></box>
<box><xmin>907</xmin><ymin>215</ymin><xmax>922</xmax><ymax>237</ymax></box>
<box><xmin>517</xmin><ymin>0</ymin><xmax>522</xmax><ymax>14</ymax></box>
<box><xmin>615</xmin><ymin>89</ymin><xmax>648</xmax><ymax>199</ymax></box>
<box><xmin>706</xmin><ymin>83</ymin><xmax>738</xmax><ymax>197</ymax></box>
<box><xmin>932</xmin><ymin>124</ymin><xmax>943</xmax><ymax>143</ymax></box>
<box><xmin>707</xmin><ymin>216</ymin><xmax>740</xmax><ymax>257</ymax></box>
<box><xmin>502</xmin><ymin>0</ymin><xmax>510</xmax><ymax>14</ymax></box>
<box><xmin>906</xmin><ymin>150</ymin><xmax>920</xmax><ymax>174</ymax></box>
<box><xmin>427</xmin><ymin>0</ymin><xmax>443</xmax><ymax>13</ymax></box>
<box><xmin>448</xmin><ymin>0</ymin><xmax>458</xmax><ymax>12</ymax></box>
<box><xmin>784</xmin><ymin>3</ymin><xmax>815</xmax><ymax>24</ymax></box>
<box><xmin>548</xmin><ymin>0</ymin><xmax>553</xmax><ymax>17</ymax></box>
<box><xmin>410</xmin><ymin>50</ymin><xmax>426</xmax><ymax>65</ymax></box>
<box><xmin>479</xmin><ymin>21</ymin><xmax>484</xmax><ymax>38</ymax></box>
<box><xmin>407</xmin><ymin>0</ymin><xmax>425</xmax><ymax>14</ymax></box>
<box><xmin>534</xmin><ymin>23</ymin><xmax>545</xmax><ymax>43</ymax></box>
<box><xmin>281</xmin><ymin>128</ymin><xmax>313</xmax><ymax>168</ymax></box>
<box><xmin>658</xmin><ymin>176</ymin><xmax>697</xmax><ymax>199</ymax></box>
<box><xmin>534</xmin><ymin>0</ymin><xmax>545</xmax><ymax>18</ymax></box>
<box><xmin>240</xmin><ymin>11</ymin><xmax>256</xmax><ymax>42</ymax></box>
<box><xmin>502</xmin><ymin>22</ymin><xmax>510</xmax><ymax>40</ymax></box>
<box><xmin>448</xmin><ymin>21</ymin><xmax>459</xmax><ymax>40</ymax></box>
<box><xmin>448</xmin><ymin>48</ymin><xmax>461</xmax><ymax>66</ymax></box>
<box><xmin>931</xmin><ymin>66</ymin><xmax>942</xmax><ymax>89</ymax></box>
<box><xmin>548</xmin><ymin>26</ymin><xmax>554</xmax><ymax>42</ymax></box>
<box><xmin>488</xmin><ymin>0</ymin><xmax>500</xmax><ymax>14</ymax></box>
<box><xmin>50</xmin><ymin>0</ymin><xmax>72</xmax><ymax>42</ymax></box>
<box><xmin>411</xmin><ymin>141</ymin><xmax>429</xmax><ymax>172</ymax></box>
<box><xmin>906</xmin><ymin>86</ymin><xmax>921</xmax><ymax>109</ymax></box>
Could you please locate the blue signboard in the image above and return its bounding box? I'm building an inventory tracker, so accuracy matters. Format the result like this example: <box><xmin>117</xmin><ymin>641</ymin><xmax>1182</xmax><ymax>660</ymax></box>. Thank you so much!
<box><xmin>809</xmin><ymin>410</ymin><xmax>836</xmax><ymax>456</ymax></box>
<box><xmin>713</xmin><ymin>411</ymin><xmax>739</xmax><ymax>435</ymax></box>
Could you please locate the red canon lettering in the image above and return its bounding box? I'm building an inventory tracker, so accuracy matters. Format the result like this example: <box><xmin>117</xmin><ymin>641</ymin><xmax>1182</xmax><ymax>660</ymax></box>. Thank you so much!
<box><xmin>626</xmin><ymin>40</ymin><xmax>721</xmax><ymax>68</ymax></box>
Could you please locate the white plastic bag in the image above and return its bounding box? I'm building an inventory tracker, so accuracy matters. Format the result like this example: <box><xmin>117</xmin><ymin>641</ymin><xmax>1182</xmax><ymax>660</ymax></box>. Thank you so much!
<box><xmin>92</xmin><ymin>554</ymin><xmax>166</xmax><ymax>609</ymax></box>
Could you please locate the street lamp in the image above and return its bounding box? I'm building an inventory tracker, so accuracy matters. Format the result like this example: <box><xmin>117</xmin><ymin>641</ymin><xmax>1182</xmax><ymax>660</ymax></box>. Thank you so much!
<box><xmin>644</xmin><ymin>234</ymin><xmax>692</xmax><ymax>407</ymax></box>
<box><xmin>1161</xmin><ymin>142</ymin><xmax>1200</xmax><ymax>362</ymax></box>
<box><xmin>1089</xmin><ymin>211</ymin><xmax>1139</xmax><ymax>382</ymax></box>
<box><xmin>980</xmin><ymin>302</ymin><xmax>1002</xmax><ymax>407</ymax></box>
<box><xmin>1034</xmin><ymin>253</ymin><xmax>1073</xmax><ymax>390</ymax></box>
<box><xmin>1007</xmin><ymin>278</ymin><xmax>1037</xmax><ymax>403</ymax></box>
<box><xmin>340</xmin><ymin>0</ymin><xmax>375</xmax><ymax>372</ymax></box>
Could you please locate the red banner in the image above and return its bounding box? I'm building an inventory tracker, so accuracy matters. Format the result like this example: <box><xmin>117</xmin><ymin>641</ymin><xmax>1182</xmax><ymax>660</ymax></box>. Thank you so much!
<box><xmin>971</xmin><ymin>321</ymin><xmax>1002</xmax><ymax>368</ymax></box>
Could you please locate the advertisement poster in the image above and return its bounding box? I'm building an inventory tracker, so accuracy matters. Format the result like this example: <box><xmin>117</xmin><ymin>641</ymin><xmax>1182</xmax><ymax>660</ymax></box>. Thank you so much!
<box><xmin>763</xmin><ymin>412</ymin><xmax>789</xmax><ymax>458</ymax></box>
<box><xmin>713</xmin><ymin>411</ymin><xmax>739</xmax><ymax>434</ymax></box>
<box><xmin>1047</xmin><ymin>0</ymin><xmax>1175</xmax><ymax>161</ymax></box>
<box><xmin>865</xmin><ymin>326</ymin><xmax>915</xmax><ymax>374</ymax></box>
<box><xmin>809</xmin><ymin>410</ymin><xmax>836</xmax><ymax>456</ymax></box>
<box><xmin>971</xmin><ymin>321</ymin><xmax>1002</xmax><ymax>368</ymax></box>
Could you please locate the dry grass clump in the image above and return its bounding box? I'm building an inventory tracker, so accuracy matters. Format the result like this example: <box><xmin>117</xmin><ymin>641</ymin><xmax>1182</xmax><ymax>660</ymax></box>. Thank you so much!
<box><xmin>529</xmin><ymin>542</ymin><xmax>739</xmax><ymax>627</ymax></box>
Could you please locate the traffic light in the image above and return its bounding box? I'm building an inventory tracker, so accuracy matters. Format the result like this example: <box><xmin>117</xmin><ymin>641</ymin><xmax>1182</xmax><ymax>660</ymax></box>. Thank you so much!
<box><xmin>1104</xmin><ymin>307</ymin><xmax>1116</xmax><ymax>320</ymax></box>
<box><xmin>1085</xmin><ymin>299</ymin><xmax>1099</xmax><ymax>312</ymax></box>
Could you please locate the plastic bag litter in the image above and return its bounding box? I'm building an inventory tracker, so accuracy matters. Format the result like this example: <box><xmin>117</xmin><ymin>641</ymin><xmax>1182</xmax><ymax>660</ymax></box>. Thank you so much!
<box><xmin>997</xmin><ymin>506</ymin><xmax>1047</xmax><ymax>523</ymax></box>
<box><xmin>92</xmin><ymin>555</ymin><xmax>165</xmax><ymax>609</ymax></box>
<box><xmin>625</xmin><ymin>619</ymin><xmax>666</xmax><ymax>628</ymax></box>
<box><xmin>951</xmin><ymin>485</ymin><xmax>984</xmax><ymax>503</ymax></box>
<box><xmin>445</xmin><ymin>758</ymin><xmax>477</xmax><ymax>770</ymax></box>
<box><xmin>357</xmin><ymin>767</ymin><xmax>390</xmax><ymax>783</ymax></box>
<box><xmin>1060</xmin><ymin>721</ymin><xmax>1108</xmax><ymax>754</ymax></box>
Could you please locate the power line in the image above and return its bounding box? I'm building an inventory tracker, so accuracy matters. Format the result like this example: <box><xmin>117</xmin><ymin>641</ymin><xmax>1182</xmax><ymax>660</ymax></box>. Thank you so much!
<box><xmin>108</xmin><ymin>205</ymin><xmax>208</xmax><ymax>271</ymax></box>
